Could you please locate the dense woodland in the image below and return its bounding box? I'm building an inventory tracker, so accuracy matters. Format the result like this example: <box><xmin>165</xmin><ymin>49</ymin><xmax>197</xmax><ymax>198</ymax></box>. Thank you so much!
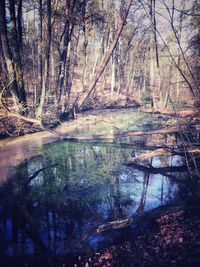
<box><xmin>0</xmin><ymin>0</ymin><xmax>200</xmax><ymax>133</ymax></box>
<box><xmin>1</xmin><ymin>1</ymin><xmax>200</xmax><ymax>266</ymax></box>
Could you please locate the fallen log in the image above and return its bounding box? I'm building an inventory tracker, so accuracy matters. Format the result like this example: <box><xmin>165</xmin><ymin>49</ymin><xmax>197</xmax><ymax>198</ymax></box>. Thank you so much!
<box><xmin>178</xmin><ymin>108</ymin><xmax>200</xmax><ymax>117</ymax></box>
<box><xmin>62</xmin><ymin>126</ymin><xmax>187</xmax><ymax>142</ymax></box>
<box><xmin>97</xmin><ymin>218</ymin><xmax>134</xmax><ymax>233</ymax></box>
<box><xmin>126</xmin><ymin>148</ymin><xmax>200</xmax><ymax>163</ymax></box>
<box><xmin>124</xmin><ymin>162</ymin><xmax>188</xmax><ymax>182</ymax></box>
<box><xmin>125</xmin><ymin>162</ymin><xmax>188</xmax><ymax>173</ymax></box>
<box><xmin>143</xmin><ymin>108</ymin><xmax>200</xmax><ymax>118</ymax></box>
<box><xmin>127</xmin><ymin>149</ymin><xmax>174</xmax><ymax>162</ymax></box>
<box><xmin>97</xmin><ymin>198</ymin><xmax>191</xmax><ymax>233</ymax></box>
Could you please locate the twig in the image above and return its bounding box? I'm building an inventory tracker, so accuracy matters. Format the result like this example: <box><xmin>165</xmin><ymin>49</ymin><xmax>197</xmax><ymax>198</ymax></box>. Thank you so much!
<box><xmin>25</xmin><ymin>163</ymin><xmax>59</xmax><ymax>186</ymax></box>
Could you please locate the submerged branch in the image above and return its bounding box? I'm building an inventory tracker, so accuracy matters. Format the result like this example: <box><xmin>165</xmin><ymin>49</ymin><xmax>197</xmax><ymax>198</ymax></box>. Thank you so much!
<box><xmin>97</xmin><ymin>198</ymin><xmax>191</xmax><ymax>233</ymax></box>
<box><xmin>124</xmin><ymin>162</ymin><xmax>188</xmax><ymax>182</ymax></box>
<box><xmin>62</xmin><ymin>126</ymin><xmax>185</xmax><ymax>142</ymax></box>
<box><xmin>26</xmin><ymin>164</ymin><xmax>58</xmax><ymax>186</ymax></box>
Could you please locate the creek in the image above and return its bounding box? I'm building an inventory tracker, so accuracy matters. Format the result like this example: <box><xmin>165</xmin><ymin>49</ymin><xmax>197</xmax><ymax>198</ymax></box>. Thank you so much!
<box><xmin>0</xmin><ymin>109</ymin><xmax>188</xmax><ymax>264</ymax></box>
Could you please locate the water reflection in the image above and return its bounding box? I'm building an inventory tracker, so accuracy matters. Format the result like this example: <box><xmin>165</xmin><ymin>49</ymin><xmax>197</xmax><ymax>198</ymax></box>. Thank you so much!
<box><xmin>0</xmin><ymin>140</ymin><xmax>187</xmax><ymax>262</ymax></box>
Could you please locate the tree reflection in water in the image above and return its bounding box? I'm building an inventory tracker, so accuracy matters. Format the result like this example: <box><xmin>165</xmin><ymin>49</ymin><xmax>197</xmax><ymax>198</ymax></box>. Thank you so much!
<box><xmin>0</xmin><ymin>139</ymin><xmax>187</xmax><ymax>262</ymax></box>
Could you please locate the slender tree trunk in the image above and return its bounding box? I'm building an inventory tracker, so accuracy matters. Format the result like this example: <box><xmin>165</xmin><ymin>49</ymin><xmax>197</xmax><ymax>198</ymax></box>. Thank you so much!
<box><xmin>176</xmin><ymin>5</ymin><xmax>184</xmax><ymax>105</ymax></box>
<box><xmin>0</xmin><ymin>0</ymin><xmax>27</xmax><ymax>113</ymax></box>
<box><xmin>82</xmin><ymin>26</ymin><xmax>88</xmax><ymax>93</ymax></box>
<box><xmin>9</xmin><ymin>0</ymin><xmax>27</xmax><ymax>110</ymax></box>
<box><xmin>37</xmin><ymin>0</ymin><xmax>52</xmax><ymax>120</ymax></box>
<box><xmin>152</xmin><ymin>0</ymin><xmax>161</xmax><ymax>110</ymax></box>
<box><xmin>149</xmin><ymin>35</ymin><xmax>155</xmax><ymax>110</ymax></box>
<box><xmin>56</xmin><ymin>22</ymin><xmax>70</xmax><ymax>102</ymax></box>
<box><xmin>111</xmin><ymin>54</ymin><xmax>116</xmax><ymax>95</ymax></box>
<box><xmin>56</xmin><ymin>1</ymin><xmax>75</xmax><ymax>103</ymax></box>
<box><xmin>149</xmin><ymin>0</ymin><xmax>157</xmax><ymax>111</ymax></box>
<box><xmin>45</xmin><ymin>0</ymin><xmax>52</xmax><ymax>90</ymax></box>
<box><xmin>17</xmin><ymin>0</ymin><xmax>23</xmax><ymax>52</ymax></box>
<box><xmin>38</xmin><ymin>0</ymin><xmax>43</xmax><ymax>103</ymax></box>
<box><xmin>0</xmin><ymin>35</ymin><xmax>7</xmax><ymax>80</ymax></box>
<box><xmin>78</xmin><ymin>0</ymin><xmax>133</xmax><ymax>110</ymax></box>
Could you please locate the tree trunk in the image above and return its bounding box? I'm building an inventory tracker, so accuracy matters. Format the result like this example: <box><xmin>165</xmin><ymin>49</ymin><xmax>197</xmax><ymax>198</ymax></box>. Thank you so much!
<box><xmin>56</xmin><ymin>0</ymin><xmax>75</xmax><ymax>104</ymax></box>
<box><xmin>38</xmin><ymin>0</ymin><xmax>43</xmax><ymax>100</ymax></box>
<box><xmin>78</xmin><ymin>0</ymin><xmax>133</xmax><ymax>110</ymax></box>
<box><xmin>9</xmin><ymin>0</ymin><xmax>27</xmax><ymax>111</ymax></box>
<box><xmin>149</xmin><ymin>0</ymin><xmax>155</xmax><ymax>110</ymax></box>
<box><xmin>0</xmin><ymin>0</ymin><xmax>27</xmax><ymax>113</ymax></box>
<box><xmin>37</xmin><ymin>0</ymin><xmax>52</xmax><ymax>120</ymax></box>
<box><xmin>17</xmin><ymin>0</ymin><xmax>23</xmax><ymax>51</ymax></box>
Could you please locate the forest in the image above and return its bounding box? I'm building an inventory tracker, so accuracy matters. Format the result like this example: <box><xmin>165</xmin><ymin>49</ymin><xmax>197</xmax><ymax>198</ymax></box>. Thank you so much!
<box><xmin>0</xmin><ymin>0</ymin><xmax>200</xmax><ymax>266</ymax></box>
<box><xmin>0</xmin><ymin>0</ymin><xmax>199</xmax><ymax>131</ymax></box>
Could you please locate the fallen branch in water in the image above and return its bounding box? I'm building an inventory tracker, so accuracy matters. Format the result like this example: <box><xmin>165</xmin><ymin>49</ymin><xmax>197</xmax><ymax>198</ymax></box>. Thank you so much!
<box><xmin>143</xmin><ymin>108</ymin><xmax>200</xmax><ymax>118</ymax></box>
<box><xmin>62</xmin><ymin>126</ymin><xmax>187</xmax><ymax>142</ymax></box>
<box><xmin>124</xmin><ymin>162</ymin><xmax>188</xmax><ymax>182</ymax></box>
<box><xmin>126</xmin><ymin>148</ymin><xmax>200</xmax><ymax>163</ymax></box>
<box><xmin>26</xmin><ymin>163</ymin><xmax>58</xmax><ymax>186</ymax></box>
<box><xmin>97</xmin><ymin>198</ymin><xmax>191</xmax><ymax>233</ymax></box>
<box><xmin>2</xmin><ymin>112</ymin><xmax>43</xmax><ymax>126</ymax></box>
<box><xmin>1</xmin><ymin>112</ymin><xmax>66</xmax><ymax>139</ymax></box>
<box><xmin>178</xmin><ymin>108</ymin><xmax>200</xmax><ymax>117</ymax></box>
<box><xmin>125</xmin><ymin>163</ymin><xmax>187</xmax><ymax>173</ymax></box>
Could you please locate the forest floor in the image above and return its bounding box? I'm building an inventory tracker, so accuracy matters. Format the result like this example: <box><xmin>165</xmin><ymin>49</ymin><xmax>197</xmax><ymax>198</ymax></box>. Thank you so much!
<box><xmin>65</xmin><ymin>197</ymin><xmax>200</xmax><ymax>267</ymax></box>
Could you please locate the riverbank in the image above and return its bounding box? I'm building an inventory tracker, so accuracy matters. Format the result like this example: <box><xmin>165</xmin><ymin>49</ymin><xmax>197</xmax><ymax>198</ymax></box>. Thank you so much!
<box><xmin>0</xmin><ymin>104</ymin><xmax>141</xmax><ymax>139</ymax></box>
<box><xmin>0</xmin><ymin>111</ymin><xmax>101</xmax><ymax>182</ymax></box>
<box><xmin>68</xmin><ymin>198</ymin><xmax>200</xmax><ymax>267</ymax></box>
<box><xmin>1</xmin><ymin>197</ymin><xmax>200</xmax><ymax>267</ymax></box>
<box><xmin>1</xmin><ymin>105</ymin><xmax>199</xmax><ymax>141</ymax></box>
<box><xmin>0</xmin><ymin>106</ymin><xmax>199</xmax><ymax>184</ymax></box>
<box><xmin>0</xmin><ymin>111</ymin><xmax>200</xmax><ymax>267</ymax></box>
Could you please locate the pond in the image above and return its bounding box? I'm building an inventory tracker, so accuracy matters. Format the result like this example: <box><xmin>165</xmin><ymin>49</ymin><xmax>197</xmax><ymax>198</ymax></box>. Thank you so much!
<box><xmin>0</xmin><ymin>109</ymin><xmax>188</xmax><ymax>265</ymax></box>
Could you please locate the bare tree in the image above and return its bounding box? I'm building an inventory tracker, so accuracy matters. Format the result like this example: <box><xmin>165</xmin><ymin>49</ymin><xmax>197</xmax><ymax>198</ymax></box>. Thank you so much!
<box><xmin>78</xmin><ymin>0</ymin><xmax>133</xmax><ymax>110</ymax></box>
<box><xmin>0</xmin><ymin>0</ymin><xmax>27</xmax><ymax>113</ymax></box>
<box><xmin>37</xmin><ymin>0</ymin><xmax>52</xmax><ymax>120</ymax></box>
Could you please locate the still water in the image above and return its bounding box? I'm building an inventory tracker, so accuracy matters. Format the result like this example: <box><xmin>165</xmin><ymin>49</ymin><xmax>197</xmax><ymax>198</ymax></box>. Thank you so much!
<box><xmin>0</xmin><ymin>110</ymin><xmax>187</xmax><ymax>264</ymax></box>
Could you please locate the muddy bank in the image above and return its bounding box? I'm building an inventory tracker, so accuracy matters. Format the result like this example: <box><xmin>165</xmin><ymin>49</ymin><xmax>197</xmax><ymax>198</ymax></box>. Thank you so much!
<box><xmin>0</xmin><ymin>113</ymin><xmax>99</xmax><ymax>182</ymax></box>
